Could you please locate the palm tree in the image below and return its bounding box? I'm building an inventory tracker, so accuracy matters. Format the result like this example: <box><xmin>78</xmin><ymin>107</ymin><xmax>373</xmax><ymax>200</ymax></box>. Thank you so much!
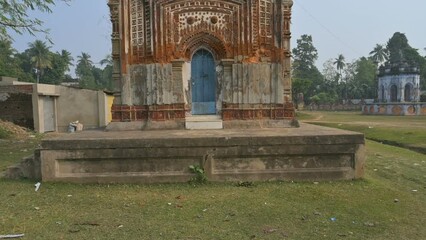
<box><xmin>369</xmin><ymin>44</ymin><xmax>388</xmax><ymax>65</ymax></box>
<box><xmin>77</xmin><ymin>52</ymin><xmax>93</xmax><ymax>68</ymax></box>
<box><xmin>333</xmin><ymin>54</ymin><xmax>346</xmax><ymax>82</ymax></box>
<box><xmin>28</xmin><ymin>40</ymin><xmax>52</xmax><ymax>83</ymax></box>
<box><xmin>99</xmin><ymin>54</ymin><xmax>113</xmax><ymax>66</ymax></box>
<box><xmin>76</xmin><ymin>52</ymin><xmax>96</xmax><ymax>89</ymax></box>
<box><xmin>60</xmin><ymin>49</ymin><xmax>74</xmax><ymax>72</ymax></box>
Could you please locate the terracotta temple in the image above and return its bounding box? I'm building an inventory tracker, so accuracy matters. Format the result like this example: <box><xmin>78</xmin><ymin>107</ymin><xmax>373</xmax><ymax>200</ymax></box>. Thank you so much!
<box><xmin>107</xmin><ymin>0</ymin><xmax>295</xmax><ymax>129</ymax></box>
<box><xmin>34</xmin><ymin>0</ymin><xmax>366</xmax><ymax>184</ymax></box>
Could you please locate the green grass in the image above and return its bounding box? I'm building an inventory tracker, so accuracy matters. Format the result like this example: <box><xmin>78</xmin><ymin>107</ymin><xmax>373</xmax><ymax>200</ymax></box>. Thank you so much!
<box><xmin>1</xmin><ymin>112</ymin><xmax>426</xmax><ymax>239</ymax></box>
<box><xmin>0</xmin><ymin>138</ymin><xmax>41</xmax><ymax>172</ymax></box>
<box><xmin>295</xmin><ymin>111</ymin><xmax>317</xmax><ymax>121</ymax></box>
<box><xmin>301</xmin><ymin>111</ymin><xmax>426</xmax><ymax>153</ymax></box>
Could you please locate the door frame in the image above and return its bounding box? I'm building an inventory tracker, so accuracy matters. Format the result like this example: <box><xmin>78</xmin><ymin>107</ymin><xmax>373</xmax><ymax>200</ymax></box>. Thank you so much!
<box><xmin>190</xmin><ymin>48</ymin><xmax>217</xmax><ymax>115</ymax></box>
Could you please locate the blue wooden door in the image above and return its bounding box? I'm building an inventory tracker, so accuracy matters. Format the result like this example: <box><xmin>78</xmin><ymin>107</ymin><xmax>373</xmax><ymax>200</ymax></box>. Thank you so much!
<box><xmin>191</xmin><ymin>49</ymin><xmax>216</xmax><ymax>115</ymax></box>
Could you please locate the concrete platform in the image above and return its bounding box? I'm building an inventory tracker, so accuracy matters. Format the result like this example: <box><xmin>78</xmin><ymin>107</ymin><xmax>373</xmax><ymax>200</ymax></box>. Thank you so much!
<box><xmin>185</xmin><ymin>115</ymin><xmax>223</xmax><ymax>130</ymax></box>
<box><xmin>39</xmin><ymin>124</ymin><xmax>365</xmax><ymax>183</ymax></box>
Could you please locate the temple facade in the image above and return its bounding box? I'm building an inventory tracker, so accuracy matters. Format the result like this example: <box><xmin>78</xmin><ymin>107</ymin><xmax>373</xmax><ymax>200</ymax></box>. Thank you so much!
<box><xmin>107</xmin><ymin>0</ymin><xmax>295</xmax><ymax>129</ymax></box>
<box><xmin>377</xmin><ymin>63</ymin><xmax>421</xmax><ymax>103</ymax></box>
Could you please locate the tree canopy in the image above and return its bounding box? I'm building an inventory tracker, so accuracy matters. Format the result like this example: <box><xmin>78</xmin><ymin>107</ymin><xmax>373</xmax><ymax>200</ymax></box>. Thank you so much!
<box><xmin>0</xmin><ymin>38</ymin><xmax>112</xmax><ymax>90</ymax></box>
<box><xmin>292</xmin><ymin>34</ymin><xmax>324</xmax><ymax>105</ymax></box>
<box><xmin>386</xmin><ymin>32</ymin><xmax>426</xmax><ymax>89</ymax></box>
<box><xmin>369</xmin><ymin>44</ymin><xmax>388</xmax><ymax>65</ymax></box>
<box><xmin>0</xmin><ymin>0</ymin><xmax>69</xmax><ymax>40</ymax></box>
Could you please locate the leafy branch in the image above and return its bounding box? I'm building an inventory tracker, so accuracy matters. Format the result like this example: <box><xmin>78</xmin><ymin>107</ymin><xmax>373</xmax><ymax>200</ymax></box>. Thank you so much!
<box><xmin>0</xmin><ymin>0</ymin><xmax>70</xmax><ymax>40</ymax></box>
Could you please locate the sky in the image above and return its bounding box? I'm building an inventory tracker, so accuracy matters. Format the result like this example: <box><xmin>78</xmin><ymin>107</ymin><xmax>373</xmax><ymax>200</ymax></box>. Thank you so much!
<box><xmin>9</xmin><ymin>0</ymin><xmax>426</xmax><ymax>74</ymax></box>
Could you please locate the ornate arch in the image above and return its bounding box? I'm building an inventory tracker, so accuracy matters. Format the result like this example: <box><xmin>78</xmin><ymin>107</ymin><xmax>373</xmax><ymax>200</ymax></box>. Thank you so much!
<box><xmin>381</xmin><ymin>85</ymin><xmax>385</xmax><ymax>101</ymax></box>
<box><xmin>178</xmin><ymin>31</ymin><xmax>229</xmax><ymax>60</ymax></box>
<box><xmin>390</xmin><ymin>84</ymin><xmax>398</xmax><ymax>102</ymax></box>
<box><xmin>404</xmin><ymin>83</ymin><xmax>414</xmax><ymax>102</ymax></box>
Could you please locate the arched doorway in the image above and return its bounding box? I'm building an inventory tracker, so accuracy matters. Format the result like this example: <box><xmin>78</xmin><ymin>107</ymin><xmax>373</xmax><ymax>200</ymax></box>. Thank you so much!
<box><xmin>381</xmin><ymin>85</ymin><xmax>385</xmax><ymax>102</ymax></box>
<box><xmin>390</xmin><ymin>85</ymin><xmax>398</xmax><ymax>102</ymax></box>
<box><xmin>191</xmin><ymin>49</ymin><xmax>216</xmax><ymax>115</ymax></box>
<box><xmin>404</xmin><ymin>84</ymin><xmax>412</xmax><ymax>102</ymax></box>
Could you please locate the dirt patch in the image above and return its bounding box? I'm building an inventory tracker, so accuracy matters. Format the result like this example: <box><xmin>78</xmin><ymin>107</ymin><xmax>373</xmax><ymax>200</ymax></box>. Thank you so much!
<box><xmin>0</xmin><ymin>120</ymin><xmax>31</xmax><ymax>139</ymax></box>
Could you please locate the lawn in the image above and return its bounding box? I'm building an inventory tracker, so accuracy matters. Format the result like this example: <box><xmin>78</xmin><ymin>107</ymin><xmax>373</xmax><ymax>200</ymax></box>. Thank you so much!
<box><xmin>299</xmin><ymin>111</ymin><xmax>426</xmax><ymax>153</ymax></box>
<box><xmin>1</xmin><ymin>114</ymin><xmax>426</xmax><ymax>239</ymax></box>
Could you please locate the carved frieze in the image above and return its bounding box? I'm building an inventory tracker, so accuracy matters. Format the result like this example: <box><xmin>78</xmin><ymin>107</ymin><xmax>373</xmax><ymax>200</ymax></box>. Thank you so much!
<box><xmin>122</xmin><ymin>0</ymin><xmax>291</xmax><ymax>64</ymax></box>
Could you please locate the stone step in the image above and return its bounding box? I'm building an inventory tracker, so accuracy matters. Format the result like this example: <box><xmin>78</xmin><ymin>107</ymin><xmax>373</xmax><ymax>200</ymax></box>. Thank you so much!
<box><xmin>185</xmin><ymin>115</ymin><xmax>223</xmax><ymax>130</ymax></box>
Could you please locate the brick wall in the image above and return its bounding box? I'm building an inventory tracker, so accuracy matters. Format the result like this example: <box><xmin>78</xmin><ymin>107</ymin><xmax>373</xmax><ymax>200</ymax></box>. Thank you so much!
<box><xmin>0</xmin><ymin>85</ymin><xmax>34</xmax><ymax>129</ymax></box>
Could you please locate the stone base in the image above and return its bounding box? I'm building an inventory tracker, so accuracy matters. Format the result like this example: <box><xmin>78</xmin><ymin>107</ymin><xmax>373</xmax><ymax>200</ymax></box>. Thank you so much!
<box><xmin>39</xmin><ymin>124</ymin><xmax>365</xmax><ymax>183</ymax></box>
<box><xmin>223</xmin><ymin>119</ymin><xmax>295</xmax><ymax>129</ymax></box>
<box><xmin>363</xmin><ymin>103</ymin><xmax>426</xmax><ymax>115</ymax></box>
<box><xmin>185</xmin><ymin>115</ymin><xmax>223</xmax><ymax>130</ymax></box>
<box><xmin>106</xmin><ymin>120</ymin><xmax>185</xmax><ymax>131</ymax></box>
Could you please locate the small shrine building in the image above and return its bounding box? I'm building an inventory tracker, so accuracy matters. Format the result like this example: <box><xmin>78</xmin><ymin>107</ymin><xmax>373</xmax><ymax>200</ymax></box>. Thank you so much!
<box><xmin>363</xmin><ymin>62</ymin><xmax>426</xmax><ymax>116</ymax></box>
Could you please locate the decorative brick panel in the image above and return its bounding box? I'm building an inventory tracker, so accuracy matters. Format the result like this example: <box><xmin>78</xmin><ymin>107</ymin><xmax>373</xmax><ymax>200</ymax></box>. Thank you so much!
<box><xmin>222</xmin><ymin>103</ymin><xmax>295</xmax><ymax>121</ymax></box>
<box><xmin>111</xmin><ymin>104</ymin><xmax>186</xmax><ymax>122</ymax></box>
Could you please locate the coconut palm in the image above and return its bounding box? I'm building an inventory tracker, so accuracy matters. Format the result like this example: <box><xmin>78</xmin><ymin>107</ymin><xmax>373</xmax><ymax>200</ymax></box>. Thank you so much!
<box><xmin>60</xmin><ymin>49</ymin><xmax>74</xmax><ymax>72</ymax></box>
<box><xmin>28</xmin><ymin>40</ymin><xmax>52</xmax><ymax>83</ymax></box>
<box><xmin>369</xmin><ymin>44</ymin><xmax>388</xmax><ymax>65</ymax></box>
<box><xmin>76</xmin><ymin>52</ymin><xmax>96</xmax><ymax>89</ymax></box>
<box><xmin>333</xmin><ymin>54</ymin><xmax>346</xmax><ymax>82</ymax></box>
<box><xmin>99</xmin><ymin>54</ymin><xmax>113</xmax><ymax>66</ymax></box>
<box><xmin>77</xmin><ymin>52</ymin><xmax>93</xmax><ymax>68</ymax></box>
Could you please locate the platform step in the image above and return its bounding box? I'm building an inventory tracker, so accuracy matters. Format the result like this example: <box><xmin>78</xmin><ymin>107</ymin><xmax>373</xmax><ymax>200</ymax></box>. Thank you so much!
<box><xmin>185</xmin><ymin>115</ymin><xmax>223</xmax><ymax>130</ymax></box>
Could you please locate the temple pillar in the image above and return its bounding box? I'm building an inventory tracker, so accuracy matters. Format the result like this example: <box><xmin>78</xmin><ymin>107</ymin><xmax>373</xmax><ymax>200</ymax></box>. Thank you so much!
<box><xmin>171</xmin><ymin>59</ymin><xmax>186</xmax><ymax>104</ymax></box>
<box><xmin>221</xmin><ymin>59</ymin><xmax>235</xmax><ymax>104</ymax></box>
<box><xmin>108</xmin><ymin>0</ymin><xmax>122</xmax><ymax>105</ymax></box>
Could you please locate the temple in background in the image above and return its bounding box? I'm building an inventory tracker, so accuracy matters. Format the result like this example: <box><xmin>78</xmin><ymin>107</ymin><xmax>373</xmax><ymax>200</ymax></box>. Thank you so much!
<box><xmin>363</xmin><ymin>62</ymin><xmax>426</xmax><ymax>115</ymax></box>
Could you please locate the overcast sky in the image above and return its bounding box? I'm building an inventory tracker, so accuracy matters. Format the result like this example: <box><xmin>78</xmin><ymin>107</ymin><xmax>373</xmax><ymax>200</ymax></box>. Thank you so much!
<box><xmin>10</xmin><ymin>0</ymin><xmax>426</xmax><ymax>73</ymax></box>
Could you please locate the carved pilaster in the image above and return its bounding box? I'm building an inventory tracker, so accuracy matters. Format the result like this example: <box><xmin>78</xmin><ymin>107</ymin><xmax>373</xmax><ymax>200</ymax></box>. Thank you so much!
<box><xmin>282</xmin><ymin>0</ymin><xmax>293</xmax><ymax>101</ymax></box>
<box><xmin>221</xmin><ymin>59</ymin><xmax>235</xmax><ymax>103</ymax></box>
<box><xmin>171</xmin><ymin>59</ymin><xmax>185</xmax><ymax>103</ymax></box>
<box><xmin>108</xmin><ymin>0</ymin><xmax>122</xmax><ymax>102</ymax></box>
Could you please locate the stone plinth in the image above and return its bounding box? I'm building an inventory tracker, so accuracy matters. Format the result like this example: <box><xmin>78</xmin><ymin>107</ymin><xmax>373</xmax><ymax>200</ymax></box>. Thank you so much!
<box><xmin>40</xmin><ymin>124</ymin><xmax>365</xmax><ymax>183</ymax></box>
<box><xmin>363</xmin><ymin>103</ymin><xmax>426</xmax><ymax>116</ymax></box>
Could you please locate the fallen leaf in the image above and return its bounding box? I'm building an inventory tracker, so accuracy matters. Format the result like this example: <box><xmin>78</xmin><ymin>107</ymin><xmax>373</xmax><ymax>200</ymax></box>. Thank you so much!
<box><xmin>263</xmin><ymin>227</ymin><xmax>278</xmax><ymax>234</ymax></box>
<box><xmin>364</xmin><ymin>222</ymin><xmax>376</xmax><ymax>227</ymax></box>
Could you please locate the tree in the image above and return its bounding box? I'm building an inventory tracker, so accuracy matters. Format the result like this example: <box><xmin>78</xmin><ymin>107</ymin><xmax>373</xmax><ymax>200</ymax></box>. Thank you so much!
<box><xmin>0</xmin><ymin>0</ymin><xmax>70</xmax><ymax>40</ymax></box>
<box><xmin>76</xmin><ymin>52</ymin><xmax>97</xmax><ymax>89</ymax></box>
<box><xmin>369</xmin><ymin>44</ymin><xmax>388</xmax><ymax>65</ymax></box>
<box><xmin>292</xmin><ymin>35</ymin><xmax>318</xmax><ymax>68</ymax></box>
<box><xmin>99</xmin><ymin>54</ymin><xmax>113</xmax><ymax>66</ymax></box>
<box><xmin>351</xmin><ymin>57</ymin><xmax>376</xmax><ymax>99</ymax></box>
<box><xmin>42</xmin><ymin>50</ymin><xmax>73</xmax><ymax>85</ymax></box>
<box><xmin>99</xmin><ymin>55</ymin><xmax>113</xmax><ymax>90</ymax></box>
<box><xmin>333</xmin><ymin>54</ymin><xmax>346</xmax><ymax>82</ymax></box>
<box><xmin>386</xmin><ymin>32</ymin><xmax>410</xmax><ymax>63</ymax></box>
<box><xmin>322</xmin><ymin>59</ymin><xmax>339</xmax><ymax>83</ymax></box>
<box><xmin>386</xmin><ymin>32</ymin><xmax>426</xmax><ymax>90</ymax></box>
<box><xmin>0</xmin><ymin>39</ymin><xmax>19</xmax><ymax>76</ymax></box>
<box><xmin>28</xmin><ymin>40</ymin><xmax>52</xmax><ymax>83</ymax></box>
<box><xmin>60</xmin><ymin>50</ymin><xmax>74</xmax><ymax>72</ymax></box>
<box><xmin>292</xmin><ymin>35</ymin><xmax>324</xmax><ymax>104</ymax></box>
